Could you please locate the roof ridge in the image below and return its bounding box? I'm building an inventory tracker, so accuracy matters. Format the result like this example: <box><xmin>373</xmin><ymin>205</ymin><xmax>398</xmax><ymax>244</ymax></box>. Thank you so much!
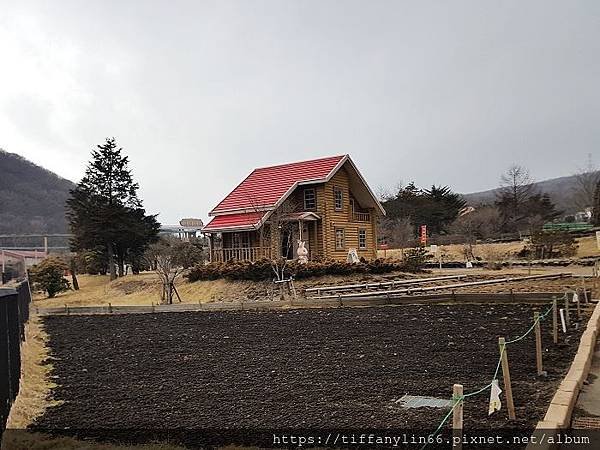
<box><xmin>251</xmin><ymin>154</ymin><xmax>346</xmax><ymax>172</ymax></box>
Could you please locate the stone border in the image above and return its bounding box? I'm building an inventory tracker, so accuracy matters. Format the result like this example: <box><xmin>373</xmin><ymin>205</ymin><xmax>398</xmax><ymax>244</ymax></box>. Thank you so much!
<box><xmin>527</xmin><ymin>300</ymin><xmax>600</xmax><ymax>449</ymax></box>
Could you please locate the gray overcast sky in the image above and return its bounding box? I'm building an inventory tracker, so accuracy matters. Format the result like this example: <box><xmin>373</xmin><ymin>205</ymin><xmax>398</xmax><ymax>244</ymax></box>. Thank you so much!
<box><xmin>1</xmin><ymin>0</ymin><xmax>599</xmax><ymax>224</ymax></box>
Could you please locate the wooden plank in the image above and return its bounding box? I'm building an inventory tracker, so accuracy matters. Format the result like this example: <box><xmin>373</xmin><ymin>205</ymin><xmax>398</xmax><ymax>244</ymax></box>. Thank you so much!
<box><xmin>453</xmin><ymin>384</ymin><xmax>464</xmax><ymax>450</ymax></box>
<box><xmin>534</xmin><ymin>311</ymin><xmax>543</xmax><ymax>376</ymax></box>
<box><xmin>499</xmin><ymin>337</ymin><xmax>516</xmax><ymax>420</ymax></box>
<box><xmin>310</xmin><ymin>273</ymin><xmax>572</xmax><ymax>300</ymax></box>
<box><xmin>305</xmin><ymin>274</ymin><xmax>465</xmax><ymax>293</ymax></box>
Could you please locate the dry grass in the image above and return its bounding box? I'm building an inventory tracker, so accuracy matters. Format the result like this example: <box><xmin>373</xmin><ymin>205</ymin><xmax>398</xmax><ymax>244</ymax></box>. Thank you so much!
<box><xmin>31</xmin><ymin>236</ymin><xmax>599</xmax><ymax>308</ymax></box>
<box><xmin>4</xmin><ymin>316</ymin><xmax>60</xmax><ymax>430</ymax></box>
<box><xmin>32</xmin><ymin>272</ymin><xmax>274</xmax><ymax>307</ymax></box>
<box><xmin>577</xmin><ymin>235</ymin><xmax>600</xmax><ymax>258</ymax></box>
<box><xmin>378</xmin><ymin>236</ymin><xmax>600</xmax><ymax>261</ymax></box>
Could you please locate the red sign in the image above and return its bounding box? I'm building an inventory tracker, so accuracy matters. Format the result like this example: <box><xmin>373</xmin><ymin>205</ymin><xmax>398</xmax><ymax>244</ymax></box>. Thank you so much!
<box><xmin>419</xmin><ymin>225</ymin><xmax>427</xmax><ymax>245</ymax></box>
<box><xmin>379</xmin><ymin>243</ymin><xmax>389</xmax><ymax>250</ymax></box>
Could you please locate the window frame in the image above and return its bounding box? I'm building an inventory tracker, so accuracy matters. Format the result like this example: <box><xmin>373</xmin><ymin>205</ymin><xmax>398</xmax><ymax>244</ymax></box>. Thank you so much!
<box><xmin>335</xmin><ymin>228</ymin><xmax>345</xmax><ymax>250</ymax></box>
<box><xmin>358</xmin><ymin>228</ymin><xmax>367</xmax><ymax>250</ymax></box>
<box><xmin>334</xmin><ymin>186</ymin><xmax>344</xmax><ymax>211</ymax></box>
<box><xmin>304</xmin><ymin>188</ymin><xmax>316</xmax><ymax>210</ymax></box>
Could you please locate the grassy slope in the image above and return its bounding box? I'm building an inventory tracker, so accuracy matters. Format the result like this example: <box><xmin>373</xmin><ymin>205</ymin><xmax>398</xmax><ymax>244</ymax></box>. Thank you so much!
<box><xmin>32</xmin><ymin>237</ymin><xmax>599</xmax><ymax>308</ymax></box>
<box><xmin>378</xmin><ymin>235</ymin><xmax>600</xmax><ymax>260</ymax></box>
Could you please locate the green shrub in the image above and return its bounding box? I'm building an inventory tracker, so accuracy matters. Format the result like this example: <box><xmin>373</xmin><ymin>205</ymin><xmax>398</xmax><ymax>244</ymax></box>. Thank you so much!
<box><xmin>186</xmin><ymin>258</ymin><xmax>405</xmax><ymax>282</ymax></box>
<box><xmin>29</xmin><ymin>257</ymin><xmax>71</xmax><ymax>298</ymax></box>
<box><xmin>401</xmin><ymin>247</ymin><xmax>433</xmax><ymax>272</ymax></box>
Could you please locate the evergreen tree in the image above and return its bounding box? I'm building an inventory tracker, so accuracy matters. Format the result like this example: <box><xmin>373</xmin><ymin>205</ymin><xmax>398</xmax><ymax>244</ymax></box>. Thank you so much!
<box><xmin>593</xmin><ymin>179</ymin><xmax>600</xmax><ymax>226</ymax></box>
<box><xmin>381</xmin><ymin>183</ymin><xmax>466</xmax><ymax>236</ymax></box>
<box><xmin>66</xmin><ymin>138</ymin><xmax>159</xmax><ymax>280</ymax></box>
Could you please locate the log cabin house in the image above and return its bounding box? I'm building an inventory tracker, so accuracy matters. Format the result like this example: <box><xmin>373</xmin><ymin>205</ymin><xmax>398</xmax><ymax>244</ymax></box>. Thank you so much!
<box><xmin>203</xmin><ymin>155</ymin><xmax>385</xmax><ymax>262</ymax></box>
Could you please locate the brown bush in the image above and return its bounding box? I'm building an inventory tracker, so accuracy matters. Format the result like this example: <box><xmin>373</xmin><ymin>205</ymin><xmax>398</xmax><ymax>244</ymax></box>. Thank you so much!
<box><xmin>186</xmin><ymin>258</ymin><xmax>405</xmax><ymax>282</ymax></box>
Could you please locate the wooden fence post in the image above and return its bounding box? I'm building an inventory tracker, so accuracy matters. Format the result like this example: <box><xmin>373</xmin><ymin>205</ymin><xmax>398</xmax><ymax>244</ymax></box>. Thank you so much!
<box><xmin>552</xmin><ymin>297</ymin><xmax>558</xmax><ymax>344</ymax></box>
<box><xmin>534</xmin><ymin>312</ymin><xmax>543</xmax><ymax>376</ymax></box>
<box><xmin>564</xmin><ymin>293</ymin><xmax>570</xmax><ymax>327</ymax></box>
<box><xmin>453</xmin><ymin>384</ymin><xmax>463</xmax><ymax>450</ymax></box>
<box><xmin>581</xmin><ymin>277</ymin><xmax>589</xmax><ymax>304</ymax></box>
<box><xmin>499</xmin><ymin>337</ymin><xmax>516</xmax><ymax>420</ymax></box>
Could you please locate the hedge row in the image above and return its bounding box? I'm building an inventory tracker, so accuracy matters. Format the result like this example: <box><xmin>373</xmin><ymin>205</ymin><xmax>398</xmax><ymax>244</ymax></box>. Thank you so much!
<box><xmin>186</xmin><ymin>258</ymin><xmax>405</xmax><ymax>282</ymax></box>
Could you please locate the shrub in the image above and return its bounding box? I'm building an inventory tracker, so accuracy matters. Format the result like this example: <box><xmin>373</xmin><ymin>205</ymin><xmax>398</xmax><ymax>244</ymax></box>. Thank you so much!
<box><xmin>186</xmin><ymin>258</ymin><xmax>404</xmax><ymax>282</ymax></box>
<box><xmin>401</xmin><ymin>247</ymin><xmax>432</xmax><ymax>272</ymax></box>
<box><xmin>29</xmin><ymin>257</ymin><xmax>71</xmax><ymax>298</ymax></box>
<box><xmin>528</xmin><ymin>230</ymin><xmax>578</xmax><ymax>259</ymax></box>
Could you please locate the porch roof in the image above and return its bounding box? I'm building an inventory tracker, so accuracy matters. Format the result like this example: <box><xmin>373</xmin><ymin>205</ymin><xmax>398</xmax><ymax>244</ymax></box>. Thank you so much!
<box><xmin>203</xmin><ymin>211</ymin><xmax>265</xmax><ymax>232</ymax></box>
<box><xmin>281</xmin><ymin>212</ymin><xmax>321</xmax><ymax>221</ymax></box>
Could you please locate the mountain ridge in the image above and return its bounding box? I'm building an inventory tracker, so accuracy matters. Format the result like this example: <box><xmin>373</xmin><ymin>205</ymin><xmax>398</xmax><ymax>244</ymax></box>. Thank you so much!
<box><xmin>0</xmin><ymin>149</ymin><xmax>76</xmax><ymax>234</ymax></box>
<box><xmin>461</xmin><ymin>172</ymin><xmax>599</xmax><ymax>214</ymax></box>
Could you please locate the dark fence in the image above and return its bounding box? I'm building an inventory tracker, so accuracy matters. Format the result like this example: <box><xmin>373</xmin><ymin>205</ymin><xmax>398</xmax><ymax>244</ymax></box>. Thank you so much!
<box><xmin>0</xmin><ymin>281</ymin><xmax>31</xmax><ymax>436</ymax></box>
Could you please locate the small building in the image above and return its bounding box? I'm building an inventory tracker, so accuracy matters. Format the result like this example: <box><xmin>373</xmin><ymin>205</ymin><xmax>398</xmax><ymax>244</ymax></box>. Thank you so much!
<box><xmin>203</xmin><ymin>155</ymin><xmax>385</xmax><ymax>262</ymax></box>
<box><xmin>159</xmin><ymin>218</ymin><xmax>204</xmax><ymax>241</ymax></box>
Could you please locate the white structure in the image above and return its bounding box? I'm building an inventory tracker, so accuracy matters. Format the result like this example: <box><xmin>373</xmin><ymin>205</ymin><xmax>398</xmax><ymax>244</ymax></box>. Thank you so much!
<box><xmin>159</xmin><ymin>218</ymin><xmax>204</xmax><ymax>241</ymax></box>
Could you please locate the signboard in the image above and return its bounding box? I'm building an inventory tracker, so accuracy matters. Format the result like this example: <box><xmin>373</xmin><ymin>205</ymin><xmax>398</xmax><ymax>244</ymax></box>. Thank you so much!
<box><xmin>419</xmin><ymin>225</ymin><xmax>427</xmax><ymax>245</ymax></box>
<box><xmin>179</xmin><ymin>218</ymin><xmax>204</xmax><ymax>228</ymax></box>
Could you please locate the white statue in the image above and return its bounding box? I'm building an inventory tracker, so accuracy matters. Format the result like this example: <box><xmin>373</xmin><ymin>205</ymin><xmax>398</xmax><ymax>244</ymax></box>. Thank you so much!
<box><xmin>297</xmin><ymin>240</ymin><xmax>309</xmax><ymax>264</ymax></box>
<box><xmin>347</xmin><ymin>248</ymin><xmax>360</xmax><ymax>264</ymax></box>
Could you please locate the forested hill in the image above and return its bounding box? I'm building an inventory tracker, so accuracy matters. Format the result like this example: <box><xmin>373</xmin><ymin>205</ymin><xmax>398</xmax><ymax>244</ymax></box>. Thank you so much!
<box><xmin>462</xmin><ymin>172</ymin><xmax>600</xmax><ymax>214</ymax></box>
<box><xmin>0</xmin><ymin>149</ymin><xmax>75</xmax><ymax>234</ymax></box>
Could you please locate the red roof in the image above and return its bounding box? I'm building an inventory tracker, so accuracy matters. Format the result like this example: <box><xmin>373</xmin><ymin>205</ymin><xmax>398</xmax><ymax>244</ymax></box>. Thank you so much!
<box><xmin>211</xmin><ymin>155</ymin><xmax>345</xmax><ymax>214</ymax></box>
<box><xmin>203</xmin><ymin>211</ymin><xmax>265</xmax><ymax>231</ymax></box>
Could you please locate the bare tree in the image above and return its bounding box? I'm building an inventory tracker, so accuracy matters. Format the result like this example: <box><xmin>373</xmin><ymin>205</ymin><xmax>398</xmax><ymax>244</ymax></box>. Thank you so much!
<box><xmin>498</xmin><ymin>165</ymin><xmax>535</xmax><ymax>208</ymax></box>
<box><xmin>378</xmin><ymin>216</ymin><xmax>415</xmax><ymax>248</ymax></box>
<box><xmin>496</xmin><ymin>165</ymin><xmax>536</xmax><ymax>231</ymax></box>
<box><xmin>571</xmin><ymin>154</ymin><xmax>600</xmax><ymax>212</ymax></box>
<box><xmin>144</xmin><ymin>237</ymin><xmax>186</xmax><ymax>305</ymax></box>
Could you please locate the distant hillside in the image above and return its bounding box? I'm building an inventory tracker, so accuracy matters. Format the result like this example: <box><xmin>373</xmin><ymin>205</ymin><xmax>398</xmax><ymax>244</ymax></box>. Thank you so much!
<box><xmin>462</xmin><ymin>172</ymin><xmax>600</xmax><ymax>214</ymax></box>
<box><xmin>0</xmin><ymin>149</ymin><xmax>75</xmax><ymax>234</ymax></box>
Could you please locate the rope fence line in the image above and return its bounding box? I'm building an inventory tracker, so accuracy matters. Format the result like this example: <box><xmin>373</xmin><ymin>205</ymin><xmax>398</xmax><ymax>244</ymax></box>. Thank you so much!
<box><xmin>419</xmin><ymin>295</ymin><xmax>568</xmax><ymax>450</ymax></box>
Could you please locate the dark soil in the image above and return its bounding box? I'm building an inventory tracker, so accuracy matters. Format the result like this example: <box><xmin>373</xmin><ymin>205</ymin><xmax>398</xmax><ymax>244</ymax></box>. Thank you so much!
<box><xmin>33</xmin><ymin>304</ymin><xmax>589</xmax><ymax>447</ymax></box>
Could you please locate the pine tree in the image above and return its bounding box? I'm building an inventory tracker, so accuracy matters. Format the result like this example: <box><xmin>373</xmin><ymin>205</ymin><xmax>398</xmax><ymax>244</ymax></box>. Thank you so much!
<box><xmin>66</xmin><ymin>138</ymin><xmax>159</xmax><ymax>280</ymax></box>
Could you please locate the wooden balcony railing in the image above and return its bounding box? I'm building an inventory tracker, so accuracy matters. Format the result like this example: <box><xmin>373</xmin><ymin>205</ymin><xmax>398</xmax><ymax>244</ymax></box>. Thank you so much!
<box><xmin>352</xmin><ymin>211</ymin><xmax>371</xmax><ymax>222</ymax></box>
<box><xmin>211</xmin><ymin>246</ymin><xmax>272</xmax><ymax>262</ymax></box>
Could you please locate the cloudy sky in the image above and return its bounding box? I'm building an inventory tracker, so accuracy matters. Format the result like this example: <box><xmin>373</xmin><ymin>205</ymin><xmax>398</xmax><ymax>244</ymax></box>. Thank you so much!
<box><xmin>1</xmin><ymin>0</ymin><xmax>599</xmax><ymax>224</ymax></box>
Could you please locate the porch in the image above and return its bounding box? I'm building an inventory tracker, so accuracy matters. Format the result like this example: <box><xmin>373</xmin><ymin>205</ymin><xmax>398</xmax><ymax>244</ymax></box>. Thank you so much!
<box><xmin>207</xmin><ymin>212</ymin><xmax>321</xmax><ymax>263</ymax></box>
<box><xmin>211</xmin><ymin>246</ymin><xmax>272</xmax><ymax>263</ymax></box>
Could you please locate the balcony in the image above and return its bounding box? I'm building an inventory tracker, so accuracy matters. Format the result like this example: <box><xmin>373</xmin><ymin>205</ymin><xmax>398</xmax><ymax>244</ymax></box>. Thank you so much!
<box><xmin>352</xmin><ymin>211</ymin><xmax>371</xmax><ymax>222</ymax></box>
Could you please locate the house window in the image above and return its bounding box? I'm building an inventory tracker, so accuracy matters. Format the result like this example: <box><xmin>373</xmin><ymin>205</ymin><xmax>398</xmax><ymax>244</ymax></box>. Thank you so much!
<box><xmin>335</xmin><ymin>228</ymin><xmax>345</xmax><ymax>250</ymax></box>
<box><xmin>358</xmin><ymin>229</ymin><xmax>367</xmax><ymax>249</ymax></box>
<box><xmin>232</xmin><ymin>232</ymin><xmax>250</xmax><ymax>248</ymax></box>
<box><xmin>304</xmin><ymin>188</ymin><xmax>316</xmax><ymax>210</ymax></box>
<box><xmin>334</xmin><ymin>187</ymin><xmax>343</xmax><ymax>210</ymax></box>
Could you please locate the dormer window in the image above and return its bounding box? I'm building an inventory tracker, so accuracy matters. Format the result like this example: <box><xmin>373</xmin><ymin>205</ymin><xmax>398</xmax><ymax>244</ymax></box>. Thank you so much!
<box><xmin>304</xmin><ymin>188</ymin><xmax>316</xmax><ymax>210</ymax></box>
